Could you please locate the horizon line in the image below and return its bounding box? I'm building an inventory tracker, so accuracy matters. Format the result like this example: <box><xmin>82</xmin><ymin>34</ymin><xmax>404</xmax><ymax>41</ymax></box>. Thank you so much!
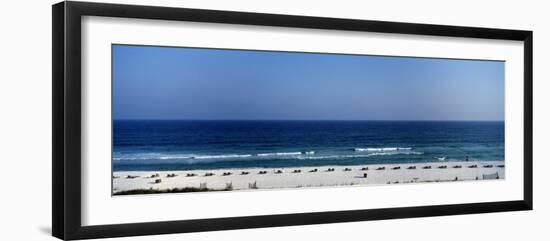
<box><xmin>112</xmin><ymin>119</ymin><xmax>505</xmax><ymax>122</ymax></box>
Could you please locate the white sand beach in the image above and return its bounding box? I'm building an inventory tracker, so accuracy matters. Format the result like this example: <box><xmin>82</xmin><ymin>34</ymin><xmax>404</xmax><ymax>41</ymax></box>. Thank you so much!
<box><xmin>113</xmin><ymin>160</ymin><xmax>504</xmax><ymax>194</ymax></box>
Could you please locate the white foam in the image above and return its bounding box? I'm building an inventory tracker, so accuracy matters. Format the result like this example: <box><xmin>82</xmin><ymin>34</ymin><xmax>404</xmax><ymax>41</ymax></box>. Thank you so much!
<box><xmin>297</xmin><ymin>151</ymin><xmax>423</xmax><ymax>160</ymax></box>
<box><xmin>113</xmin><ymin>152</ymin><xmax>176</xmax><ymax>161</ymax></box>
<box><xmin>113</xmin><ymin>149</ymin><xmax>421</xmax><ymax>162</ymax></box>
<box><xmin>192</xmin><ymin>154</ymin><xmax>253</xmax><ymax>159</ymax></box>
<box><xmin>367</xmin><ymin>151</ymin><xmax>423</xmax><ymax>156</ymax></box>
<box><xmin>354</xmin><ymin>147</ymin><xmax>412</xmax><ymax>152</ymax></box>
<box><xmin>257</xmin><ymin>152</ymin><xmax>303</xmax><ymax>157</ymax></box>
<box><xmin>112</xmin><ymin>153</ymin><xmax>251</xmax><ymax>161</ymax></box>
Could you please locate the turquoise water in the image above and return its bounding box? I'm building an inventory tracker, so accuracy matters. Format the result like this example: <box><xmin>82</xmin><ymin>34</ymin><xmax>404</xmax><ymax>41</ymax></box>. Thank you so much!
<box><xmin>113</xmin><ymin>120</ymin><xmax>504</xmax><ymax>171</ymax></box>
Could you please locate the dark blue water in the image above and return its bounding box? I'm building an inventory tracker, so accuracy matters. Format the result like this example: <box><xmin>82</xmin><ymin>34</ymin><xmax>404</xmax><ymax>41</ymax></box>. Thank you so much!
<box><xmin>113</xmin><ymin>120</ymin><xmax>504</xmax><ymax>171</ymax></box>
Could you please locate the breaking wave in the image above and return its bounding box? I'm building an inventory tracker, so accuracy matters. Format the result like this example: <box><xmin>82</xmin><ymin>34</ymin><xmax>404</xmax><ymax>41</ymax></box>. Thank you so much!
<box><xmin>114</xmin><ymin>151</ymin><xmax>316</xmax><ymax>161</ymax></box>
<box><xmin>353</xmin><ymin>147</ymin><xmax>412</xmax><ymax>152</ymax></box>
<box><xmin>297</xmin><ymin>151</ymin><xmax>423</xmax><ymax>160</ymax></box>
<box><xmin>113</xmin><ymin>149</ymin><xmax>422</xmax><ymax>162</ymax></box>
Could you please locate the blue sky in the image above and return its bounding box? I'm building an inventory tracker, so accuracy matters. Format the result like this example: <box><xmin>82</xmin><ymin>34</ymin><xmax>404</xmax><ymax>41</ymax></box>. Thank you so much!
<box><xmin>113</xmin><ymin>45</ymin><xmax>504</xmax><ymax>121</ymax></box>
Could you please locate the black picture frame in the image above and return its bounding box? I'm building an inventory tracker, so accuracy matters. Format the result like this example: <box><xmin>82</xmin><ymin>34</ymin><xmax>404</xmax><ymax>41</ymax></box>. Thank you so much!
<box><xmin>52</xmin><ymin>1</ymin><xmax>533</xmax><ymax>240</ymax></box>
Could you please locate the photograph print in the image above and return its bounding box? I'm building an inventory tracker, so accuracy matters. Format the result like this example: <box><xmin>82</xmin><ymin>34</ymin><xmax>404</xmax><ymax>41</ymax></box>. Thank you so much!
<box><xmin>112</xmin><ymin>45</ymin><xmax>505</xmax><ymax>195</ymax></box>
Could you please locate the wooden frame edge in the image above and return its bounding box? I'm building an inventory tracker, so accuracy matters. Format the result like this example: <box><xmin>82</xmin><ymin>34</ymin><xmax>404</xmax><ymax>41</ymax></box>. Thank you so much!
<box><xmin>52</xmin><ymin>1</ymin><xmax>66</xmax><ymax>239</ymax></box>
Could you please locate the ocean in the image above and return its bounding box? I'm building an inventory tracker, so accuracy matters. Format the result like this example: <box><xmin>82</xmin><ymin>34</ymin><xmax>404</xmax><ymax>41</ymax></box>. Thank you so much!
<box><xmin>113</xmin><ymin>120</ymin><xmax>504</xmax><ymax>171</ymax></box>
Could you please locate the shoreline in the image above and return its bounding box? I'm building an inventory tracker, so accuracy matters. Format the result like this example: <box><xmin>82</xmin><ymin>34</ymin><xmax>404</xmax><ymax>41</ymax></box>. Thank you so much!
<box><xmin>113</xmin><ymin>160</ymin><xmax>505</xmax><ymax>195</ymax></box>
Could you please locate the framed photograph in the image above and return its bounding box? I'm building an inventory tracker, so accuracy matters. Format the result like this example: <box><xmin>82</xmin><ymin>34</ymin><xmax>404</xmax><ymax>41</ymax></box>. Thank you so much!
<box><xmin>52</xmin><ymin>1</ymin><xmax>533</xmax><ymax>240</ymax></box>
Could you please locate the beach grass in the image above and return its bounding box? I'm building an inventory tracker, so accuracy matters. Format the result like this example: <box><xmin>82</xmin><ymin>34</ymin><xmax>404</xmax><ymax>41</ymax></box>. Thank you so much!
<box><xmin>113</xmin><ymin>186</ymin><xmax>231</xmax><ymax>195</ymax></box>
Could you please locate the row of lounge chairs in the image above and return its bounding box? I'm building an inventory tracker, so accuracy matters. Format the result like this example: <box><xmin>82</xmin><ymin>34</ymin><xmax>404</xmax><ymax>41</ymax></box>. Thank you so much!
<box><xmin>122</xmin><ymin>163</ymin><xmax>506</xmax><ymax>179</ymax></box>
